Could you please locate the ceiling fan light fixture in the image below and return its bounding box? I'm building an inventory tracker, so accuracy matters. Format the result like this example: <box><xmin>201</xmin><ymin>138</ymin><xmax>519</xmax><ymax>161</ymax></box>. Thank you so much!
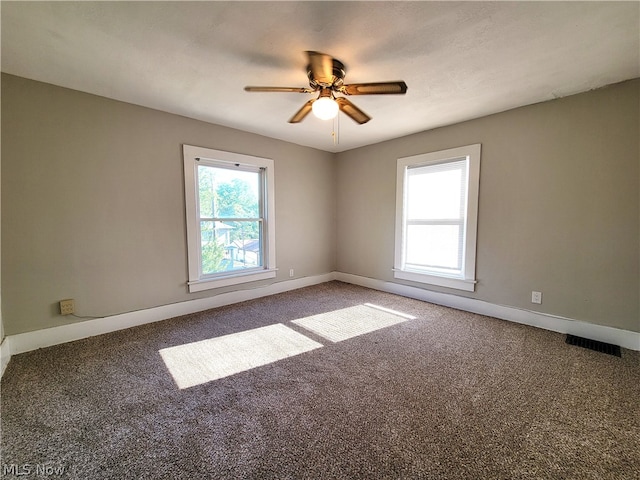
<box><xmin>312</xmin><ymin>96</ymin><xmax>339</xmax><ymax>120</ymax></box>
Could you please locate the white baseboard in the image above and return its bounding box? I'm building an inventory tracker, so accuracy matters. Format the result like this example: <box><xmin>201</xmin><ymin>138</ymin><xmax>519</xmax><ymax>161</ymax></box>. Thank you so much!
<box><xmin>335</xmin><ymin>272</ymin><xmax>640</xmax><ymax>351</ymax></box>
<box><xmin>6</xmin><ymin>273</ymin><xmax>335</xmax><ymax>357</ymax></box>
<box><xmin>0</xmin><ymin>336</ymin><xmax>11</xmax><ymax>378</ymax></box>
<box><xmin>3</xmin><ymin>270</ymin><xmax>638</xmax><ymax>375</ymax></box>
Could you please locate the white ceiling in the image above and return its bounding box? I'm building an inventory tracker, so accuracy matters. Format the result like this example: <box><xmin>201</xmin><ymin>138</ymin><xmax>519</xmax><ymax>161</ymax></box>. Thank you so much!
<box><xmin>2</xmin><ymin>2</ymin><xmax>638</xmax><ymax>153</ymax></box>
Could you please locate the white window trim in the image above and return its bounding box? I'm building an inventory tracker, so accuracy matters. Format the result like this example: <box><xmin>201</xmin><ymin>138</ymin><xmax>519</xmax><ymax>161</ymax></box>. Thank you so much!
<box><xmin>183</xmin><ymin>145</ymin><xmax>276</xmax><ymax>293</ymax></box>
<box><xmin>394</xmin><ymin>144</ymin><xmax>481</xmax><ymax>292</ymax></box>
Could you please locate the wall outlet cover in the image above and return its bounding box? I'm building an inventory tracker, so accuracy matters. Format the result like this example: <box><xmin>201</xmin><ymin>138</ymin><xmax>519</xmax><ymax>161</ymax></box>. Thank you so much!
<box><xmin>60</xmin><ymin>299</ymin><xmax>75</xmax><ymax>315</ymax></box>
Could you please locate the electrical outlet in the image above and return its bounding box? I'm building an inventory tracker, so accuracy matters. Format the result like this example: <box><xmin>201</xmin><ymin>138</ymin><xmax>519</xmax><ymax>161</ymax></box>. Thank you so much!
<box><xmin>289</xmin><ymin>269</ymin><xmax>294</xmax><ymax>277</ymax></box>
<box><xmin>531</xmin><ymin>291</ymin><xmax>542</xmax><ymax>304</ymax></box>
<box><xmin>60</xmin><ymin>299</ymin><xmax>75</xmax><ymax>315</ymax></box>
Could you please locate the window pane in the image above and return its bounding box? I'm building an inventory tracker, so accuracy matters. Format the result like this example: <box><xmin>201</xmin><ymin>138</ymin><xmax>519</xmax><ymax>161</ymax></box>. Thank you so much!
<box><xmin>407</xmin><ymin>163</ymin><xmax>466</xmax><ymax>220</ymax></box>
<box><xmin>405</xmin><ymin>224</ymin><xmax>462</xmax><ymax>271</ymax></box>
<box><xmin>201</xmin><ymin>220</ymin><xmax>262</xmax><ymax>275</ymax></box>
<box><xmin>198</xmin><ymin>165</ymin><xmax>260</xmax><ymax>219</ymax></box>
<box><xmin>198</xmin><ymin>166</ymin><xmax>216</xmax><ymax>218</ymax></box>
<box><xmin>200</xmin><ymin>221</ymin><xmax>226</xmax><ymax>275</ymax></box>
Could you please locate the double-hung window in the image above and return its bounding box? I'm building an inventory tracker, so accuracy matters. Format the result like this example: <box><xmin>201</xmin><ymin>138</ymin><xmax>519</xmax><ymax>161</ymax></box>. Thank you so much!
<box><xmin>183</xmin><ymin>145</ymin><xmax>276</xmax><ymax>292</ymax></box>
<box><xmin>394</xmin><ymin>144</ymin><xmax>481</xmax><ymax>292</ymax></box>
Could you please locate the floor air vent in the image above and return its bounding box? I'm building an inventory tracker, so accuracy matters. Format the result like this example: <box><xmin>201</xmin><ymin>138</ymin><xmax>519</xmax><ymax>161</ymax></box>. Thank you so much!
<box><xmin>565</xmin><ymin>334</ymin><xmax>621</xmax><ymax>357</ymax></box>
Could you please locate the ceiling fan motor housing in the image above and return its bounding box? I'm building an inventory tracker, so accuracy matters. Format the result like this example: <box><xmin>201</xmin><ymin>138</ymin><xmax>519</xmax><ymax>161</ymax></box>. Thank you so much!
<box><xmin>307</xmin><ymin>58</ymin><xmax>345</xmax><ymax>89</ymax></box>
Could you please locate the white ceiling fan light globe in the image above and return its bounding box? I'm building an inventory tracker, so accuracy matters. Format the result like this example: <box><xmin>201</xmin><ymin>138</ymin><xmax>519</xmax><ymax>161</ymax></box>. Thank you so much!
<box><xmin>312</xmin><ymin>97</ymin><xmax>339</xmax><ymax>120</ymax></box>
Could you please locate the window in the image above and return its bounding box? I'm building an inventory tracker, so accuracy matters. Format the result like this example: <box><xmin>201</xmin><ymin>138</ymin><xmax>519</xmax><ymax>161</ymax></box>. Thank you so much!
<box><xmin>183</xmin><ymin>145</ymin><xmax>276</xmax><ymax>292</ymax></box>
<box><xmin>394</xmin><ymin>144</ymin><xmax>481</xmax><ymax>292</ymax></box>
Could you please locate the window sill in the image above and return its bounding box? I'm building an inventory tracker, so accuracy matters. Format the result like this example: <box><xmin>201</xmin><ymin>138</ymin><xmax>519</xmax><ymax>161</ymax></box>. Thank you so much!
<box><xmin>188</xmin><ymin>269</ymin><xmax>277</xmax><ymax>293</ymax></box>
<box><xmin>393</xmin><ymin>269</ymin><xmax>476</xmax><ymax>292</ymax></box>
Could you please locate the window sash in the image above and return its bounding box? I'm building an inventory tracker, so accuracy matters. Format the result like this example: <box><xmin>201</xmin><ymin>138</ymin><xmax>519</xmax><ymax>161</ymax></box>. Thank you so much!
<box><xmin>404</xmin><ymin>220</ymin><xmax>465</xmax><ymax>274</ymax></box>
<box><xmin>406</xmin><ymin>158</ymin><xmax>468</xmax><ymax>222</ymax></box>
<box><xmin>199</xmin><ymin>219</ymin><xmax>264</xmax><ymax>278</ymax></box>
<box><xmin>402</xmin><ymin>158</ymin><xmax>469</xmax><ymax>277</ymax></box>
<box><xmin>195</xmin><ymin>162</ymin><xmax>266</xmax><ymax>278</ymax></box>
<box><xmin>197</xmin><ymin>163</ymin><xmax>263</xmax><ymax>219</ymax></box>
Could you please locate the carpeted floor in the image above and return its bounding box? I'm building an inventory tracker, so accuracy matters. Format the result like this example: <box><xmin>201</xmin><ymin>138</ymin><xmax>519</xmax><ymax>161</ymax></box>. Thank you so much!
<box><xmin>1</xmin><ymin>281</ymin><xmax>638</xmax><ymax>479</ymax></box>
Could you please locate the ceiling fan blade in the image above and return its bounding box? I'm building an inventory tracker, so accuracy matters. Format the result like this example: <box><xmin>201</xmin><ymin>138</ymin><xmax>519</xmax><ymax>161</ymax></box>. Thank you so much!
<box><xmin>306</xmin><ymin>51</ymin><xmax>334</xmax><ymax>85</ymax></box>
<box><xmin>336</xmin><ymin>97</ymin><xmax>371</xmax><ymax>124</ymax></box>
<box><xmin>339</xmin><ymin>81</ymin><xmax>408</xmax><ymax>95</ymax></box>
<box><xmin>245</xmin><ymin>86</ymin><xmax>314</xmax><ymax>93</ymax></box>
<box><xmin>289</xmin><ymin>100</ymin><xmax>314</xmax><ymax>123</ymax></box>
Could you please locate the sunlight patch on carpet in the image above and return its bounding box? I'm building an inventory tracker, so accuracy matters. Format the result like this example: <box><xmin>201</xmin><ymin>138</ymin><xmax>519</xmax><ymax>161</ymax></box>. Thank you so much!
<box><xmin>159</xmin><ymin>324</ymin><xmax>323</xmax><ymax>389</ymax></box>
<box><xmin>292</xmin><ymin>303</ymin><xmax>415</xmax><ymax>343</ymax></box>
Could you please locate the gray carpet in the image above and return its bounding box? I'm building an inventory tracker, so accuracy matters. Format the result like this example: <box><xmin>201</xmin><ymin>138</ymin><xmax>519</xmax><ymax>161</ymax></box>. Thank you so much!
<box><xmin>1</xmin><ymin>281</ymin><xmax>638</xmax><ymax>479</ymax></box>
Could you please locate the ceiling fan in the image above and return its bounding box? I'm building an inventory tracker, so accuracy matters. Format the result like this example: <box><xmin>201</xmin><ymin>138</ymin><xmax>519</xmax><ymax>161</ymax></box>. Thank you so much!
<box><xmin>244</xmin><ymin>51</ymin><xmax>407</xmax><ymax>125</ymax></box>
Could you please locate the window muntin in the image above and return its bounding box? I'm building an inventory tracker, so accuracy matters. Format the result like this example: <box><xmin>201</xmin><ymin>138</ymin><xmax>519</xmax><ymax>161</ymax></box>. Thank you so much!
<box><xmin>183</xmin><ymin>145</ymin><xmax>276</xmax><ymax>292</ymax></box>
<box><xmin>395</xmin><ymin>144</ymin><xmax>480</xmax><ymax>292</ymax></box>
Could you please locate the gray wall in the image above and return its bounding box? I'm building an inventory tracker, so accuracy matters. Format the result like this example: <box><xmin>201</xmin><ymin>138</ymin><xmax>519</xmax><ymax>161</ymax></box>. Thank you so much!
<box><xmin>2</xmin><ymin>74</ymin><xmax>639</xmax><ymax>337</ymax></box>
<box><xmin>1</xmin><ymin>74</ymin><xmax>336</xmax><ymax>335</ymax></box>
<box><xmin>336</xmin><ymin>79</ymin><xmax>639</xmax><ymax>332</ymax></box>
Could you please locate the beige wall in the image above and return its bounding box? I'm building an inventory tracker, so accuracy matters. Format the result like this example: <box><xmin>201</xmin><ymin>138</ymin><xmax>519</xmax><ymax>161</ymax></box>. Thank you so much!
<box><xmin>2</xmin><ymin>74</ymin><xmax>639</xmax><ymax>337</ymax></box>
<box><xmin>1</xmin><ymin>74</ymin><xmax>336</xmax><ymax>335</ymax></box>
<box><xmin>336</xmin><ymin>79</ymin><xmax>639</xmax><ymax>332</ymax></box>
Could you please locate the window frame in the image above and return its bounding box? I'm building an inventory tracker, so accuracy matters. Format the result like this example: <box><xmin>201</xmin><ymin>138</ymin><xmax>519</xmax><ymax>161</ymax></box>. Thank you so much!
<box><xmin>394</xmin><ymin>144</ymin><xmax>481</xmax><ymax>292</ymax></box>
<box><xmin>183</xmin><ymin>144</ymin><xmax>276</xmax><ymax>293</ymax></box>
